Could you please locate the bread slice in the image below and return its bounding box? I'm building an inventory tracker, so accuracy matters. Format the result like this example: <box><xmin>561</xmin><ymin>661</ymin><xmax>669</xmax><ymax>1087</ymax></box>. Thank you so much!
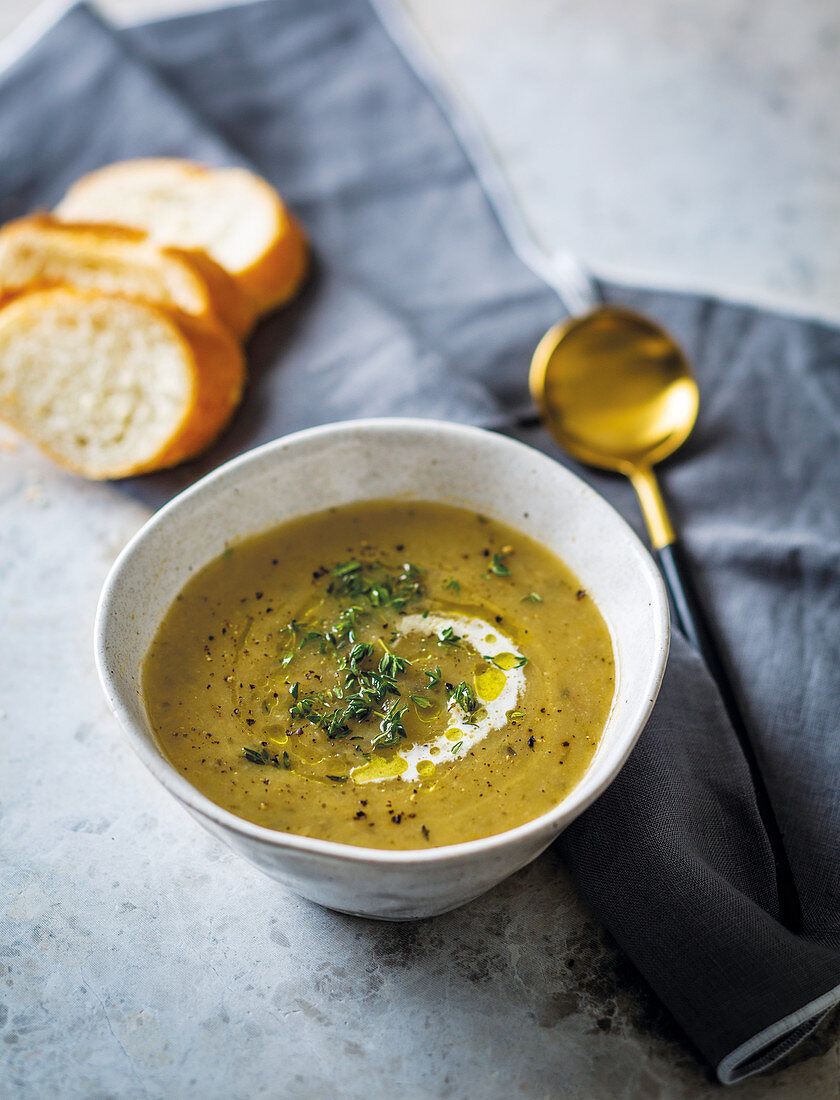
<box><xmin>0</xmin><ymin>214</ymin><xmax>255</xmax><ymax>338</ymax></box>
<box><xmin>0</xmin><ymin>287</ymin><xmax>245</xmax><ymax>479</ymax></box>
<box><xmin>56</xmin><ymin>159</ymin><xmax>308</xmax><ymax>315</ymax></box>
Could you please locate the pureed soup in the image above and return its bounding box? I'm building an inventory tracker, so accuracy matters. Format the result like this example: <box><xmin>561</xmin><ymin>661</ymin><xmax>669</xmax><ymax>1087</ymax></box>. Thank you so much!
<box><xmin>143</xmin><ymin>501</ymin><xmax>615</xmax><ymax>850</ymax></box>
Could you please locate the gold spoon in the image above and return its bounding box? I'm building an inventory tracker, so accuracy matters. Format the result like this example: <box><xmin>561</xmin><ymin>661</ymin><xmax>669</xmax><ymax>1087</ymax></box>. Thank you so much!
<box><xmin>529</xmin><ymin>304</ymin><xmax>800</xmax><ymax>929</ymax></box>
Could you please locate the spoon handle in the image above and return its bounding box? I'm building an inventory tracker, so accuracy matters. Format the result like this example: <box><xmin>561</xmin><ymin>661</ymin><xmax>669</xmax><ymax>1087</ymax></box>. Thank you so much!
<box><xmin>656</xmin><ymin>538</ymin><xmax>802</xmax><ymax>929</ymax></box>
<box><xmin>656</xmin><ymin>540</ymin><xmax>732</xmax><ymax>691</ymax></box>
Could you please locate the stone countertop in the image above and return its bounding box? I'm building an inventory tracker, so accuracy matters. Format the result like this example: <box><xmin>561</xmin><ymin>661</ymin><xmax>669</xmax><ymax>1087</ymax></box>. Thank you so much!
<box><xmin>2</xmin><ymin>1</ymin><xmax>839</xmax><ymax>1097</ymax></box>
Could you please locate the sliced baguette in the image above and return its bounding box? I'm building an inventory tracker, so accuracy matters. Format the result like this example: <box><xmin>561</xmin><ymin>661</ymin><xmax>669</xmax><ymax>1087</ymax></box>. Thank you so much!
<box><xmin>56</xmin><ymin>158</ymin><xmax>308</xmax><ymax>315</ymax></box>
<box><xmin>0</xmin><ymin>287</ymin><xmax>245</xmax><ymax>479</ymax></box>
<box><xmin>0</xmin><ymin>214</ymin><xmax>255</xmax><ymax>338</ymax></box>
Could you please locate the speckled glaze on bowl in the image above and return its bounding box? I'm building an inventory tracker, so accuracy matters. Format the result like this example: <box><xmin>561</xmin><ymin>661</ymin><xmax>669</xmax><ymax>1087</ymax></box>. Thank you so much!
<box><xmin>95</xmin><ymin>419</ymin><xmax>669</xmax><ymax>920</ymax></box>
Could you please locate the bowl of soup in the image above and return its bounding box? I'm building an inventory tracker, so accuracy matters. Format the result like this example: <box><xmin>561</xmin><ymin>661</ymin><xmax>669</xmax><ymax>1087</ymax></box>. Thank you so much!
<box><xmin>95</xmin><ymin>418</ymin><xmax>669</xmax><ymax>919</ymax></box>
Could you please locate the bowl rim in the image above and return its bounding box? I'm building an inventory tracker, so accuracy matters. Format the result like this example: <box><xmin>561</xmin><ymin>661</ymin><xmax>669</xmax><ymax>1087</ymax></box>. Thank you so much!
<box><xmin>95</xmin><ymin>417</ymin><xmax>670</xmax><ymax>866</ymax></box>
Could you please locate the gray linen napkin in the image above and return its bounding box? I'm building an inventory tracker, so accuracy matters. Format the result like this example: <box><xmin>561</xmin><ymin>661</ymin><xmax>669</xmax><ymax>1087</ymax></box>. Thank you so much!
<box><xmin>1</xmin><ymin>0</ymin><xmax>838</xmax><ymax>1082</ymax></box>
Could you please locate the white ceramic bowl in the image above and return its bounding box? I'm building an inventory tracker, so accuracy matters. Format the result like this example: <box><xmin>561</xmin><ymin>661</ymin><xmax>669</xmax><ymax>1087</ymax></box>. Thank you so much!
<box><xmin>95</xmin><ymin>419</ymin><xmax>669</xmax><ymax>920</ymax></box>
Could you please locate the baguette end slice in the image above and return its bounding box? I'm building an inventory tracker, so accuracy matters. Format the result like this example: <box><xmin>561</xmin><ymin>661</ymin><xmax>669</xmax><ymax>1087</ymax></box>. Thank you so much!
<box><xmin>237</xmin><ymin>209</ymin><xmax>309</xmax><ymax>314</ymax></box>
<box><xmin>0</xmin><ymin>288</ymin><xmax>245</xmax><ymax>479</ymax></box>
<box><xmin>56</xmin><ymin>159</ymin><xmax>308</xmax><ymax>316</ymax></box>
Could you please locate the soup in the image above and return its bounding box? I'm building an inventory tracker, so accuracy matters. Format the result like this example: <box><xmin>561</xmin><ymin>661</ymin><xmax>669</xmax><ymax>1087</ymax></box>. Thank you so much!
<box><xmin>142</xmin><ymin>501</ymin><xmax>615</xmax><ymax>849</ymax></box>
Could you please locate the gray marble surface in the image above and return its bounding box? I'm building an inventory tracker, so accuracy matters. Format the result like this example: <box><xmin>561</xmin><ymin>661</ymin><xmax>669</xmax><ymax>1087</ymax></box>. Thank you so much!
<box><xmin>2</xmin><ymin>1</ymin><xmax>840</xmax><ymax>1097</ymax></box>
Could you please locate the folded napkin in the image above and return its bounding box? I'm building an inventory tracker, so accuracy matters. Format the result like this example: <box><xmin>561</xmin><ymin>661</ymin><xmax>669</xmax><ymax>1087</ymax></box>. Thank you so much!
<box><xmin>2</xmin><ymin>0</ymin><xmax>838</xmax><ymax>1082</ymax></box>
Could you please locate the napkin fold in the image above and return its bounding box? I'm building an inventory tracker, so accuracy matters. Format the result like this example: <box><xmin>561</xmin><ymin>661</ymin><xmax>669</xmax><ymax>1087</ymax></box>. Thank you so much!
<box><xmin>2</xmin><ymin>0</ymin><xmax>838</xmax><ymax>1081</ymax></box>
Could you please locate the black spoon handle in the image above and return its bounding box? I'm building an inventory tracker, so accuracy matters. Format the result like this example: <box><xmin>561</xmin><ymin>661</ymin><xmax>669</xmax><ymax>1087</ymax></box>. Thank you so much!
<box><xmin>656</xmin><ymin>538</ymin><xmax>801</xmax><ymax>929</ymax></box>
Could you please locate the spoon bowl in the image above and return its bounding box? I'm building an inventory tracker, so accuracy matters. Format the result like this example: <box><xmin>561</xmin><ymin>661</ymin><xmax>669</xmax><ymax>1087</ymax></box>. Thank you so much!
<box><xmin>529</xmin><ymin>307</ymin><xmax>699</xmax><ymax>476</ymax></box>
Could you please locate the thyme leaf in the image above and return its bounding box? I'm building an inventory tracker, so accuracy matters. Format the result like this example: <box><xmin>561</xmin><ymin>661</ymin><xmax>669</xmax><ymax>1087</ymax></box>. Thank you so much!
<box><xmin>482</xmin><ymin>654</ymin><xmax>528</xmax><ymax>669</ymax></box>
<box><xmin>446</xmin><ymin>681</ymin><xmax>478</xmax><ymax>716</ymax></box>
<box><xmin>436</xmin><ymin>626</ymin><xmax>461</xmax><ymax>648</ymax></box>
<box><xmin>371</xmin><ymin>703</ymin><xmax>408</xmax><ymax>748</ymax></box>
<box><xmin>241</xmin><ymin>746</ymin><xmax>291</xmax><ymax>769</ymax></box>
<box><xmin>489</xmin><ymin>549</ymin><xmax>511</xmax><ymax>576</ymax></box>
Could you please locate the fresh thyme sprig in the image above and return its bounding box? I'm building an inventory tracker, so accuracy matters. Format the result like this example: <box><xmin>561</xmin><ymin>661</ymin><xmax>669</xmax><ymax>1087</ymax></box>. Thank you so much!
<box><xmin>287</xmin><ymin>635</ymin><xmax>414</xmax><ymax>744</ymax></box>
<box><xmin>241</xmin><ymin>746</ymin><xmax>291</xmax><ymax>769</ymax></box>
<box><xmin>326</xmin><ymin>559</ymin><xmax>424</xmax><ymax>612</ymax></box>
<box><xmin>280</xmin><ymin>560</ymin><xmax>425</xmax><ymax>670</ymax></box>
<box><xmin>446</xmin><ymin>680</ymin><xmax>478</xmax><ymax>717</ymax></box>
<box><xmin>371</xmin><ymin>703</ymin><xmax>409</xmax><ymax>749</ymax></box>
<box><xmin>378</xmin><ymin>642</ymin><xmax>411</xmax><ymax>679</ymax></box>
<box><xmin>341</xmin><ymin>642</ymin><xmax>374</xmax><ymax>672</ymax></box>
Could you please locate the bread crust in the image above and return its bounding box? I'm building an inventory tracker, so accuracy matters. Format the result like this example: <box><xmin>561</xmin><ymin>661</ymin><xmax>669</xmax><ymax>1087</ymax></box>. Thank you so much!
<box><xmin>236</xmin><ymin>208</ymin><xmax>309</xmax><ymax>314</ymax></box>
<box><xmin>145</xmin><ymin>308</ymin><xmax>246</xmax><ymax>476</ymax></box>
<box><xmin>163</xmin><ymin>245</ymin><xmax>256</xmax><ymax>338</ymax></box>
<box><xmin>0</xmin><ymin>288</ymin><xmax>245</xmax><ymax>480</ymax></box>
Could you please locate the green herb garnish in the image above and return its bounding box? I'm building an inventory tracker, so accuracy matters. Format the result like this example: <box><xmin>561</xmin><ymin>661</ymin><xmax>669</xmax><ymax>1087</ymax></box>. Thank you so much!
<box><xmin>343</xmin><ymin>642</ymin><xmax>374</xmax><ymax>671</ymax></box>
<box><xmin>447</xmin><ymin>681</ymin><xmax>478</xmax><ymax>716</ymax></box>
<box><xmin>437</xmin><ymin>626</ymin><xmax>461</xmax><ymax>648</ymax></box>
<box><xmin>241</xmin><ymin>746</ymin><xmax>291</xmax><ymax>769</ymax></box>
<box><xmin>521</xmin><ymin>592</ymin><xmax>542</xmax><ymax>603</ymax></box>
<box><xmin>267</xmin><ymin>559</ymin><xmax>428</xmax><ymax>752</ymax></box>
<box><xmin>242</xmin><ymin>746</ymin><xmax>267</xmax><ymax>765</ymax></box>
<box><xmin>482</xmin><ymin>654</ymin><xmax>528</xmax><ymax>669</ymax></box>
<box><xmin>326</xmin><ymin>559</ymin><xmax>424</xmax><ymax>612</ymax></box>
<box><xmin>489</xmin><ymin>549</ymin><xmax>511</xmax><ymax>576</ymax></box>
<box><xmin>332</xmin><ymin>560</ymin><xmax>362</xmax><ymax>577</ymax></box>
<box><xmin>289</xmin><ymin>696</ymin><xmax>325</xmax><ymax>725</ymax></box>
<box><xmin>371</xmin><ymin>703</ymin><xmax>409</xmax><ymax>748</ymax></box>
<box><xmin>379</xmin><ymin>645</ymin><xmax>411</xmax><ymax>679</ymax></box>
